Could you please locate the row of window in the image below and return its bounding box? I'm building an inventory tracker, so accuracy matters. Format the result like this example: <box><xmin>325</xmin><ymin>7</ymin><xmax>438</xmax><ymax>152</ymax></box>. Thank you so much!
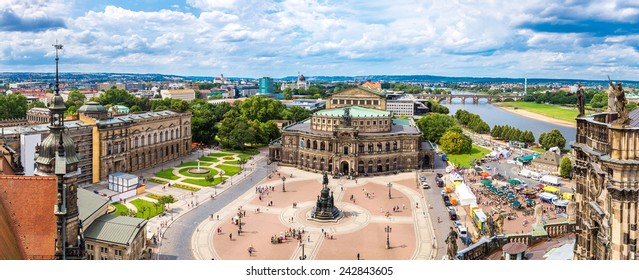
<box><xmin>313</xmin><ymin>118</ymin><xmax>389</xmax><ymax>126</ymax></box>
<box><xmin>133</xmin><ymin>127</ymin><xmax>187</xmax><ymax>149</ymax></box>
<box><xmin>331</xmin><ymin>99</ymin><xmax>380</xmax><ymax>106</ymax></box>
<box><xmin>87</xmin><ymin>244</ymin><xmax>122</xmax><ymax>258</ymax></box>
<box><xmin>297</xmin><ymin>139</ymin><xmax>399</xmax><ymax>153</ymax></box>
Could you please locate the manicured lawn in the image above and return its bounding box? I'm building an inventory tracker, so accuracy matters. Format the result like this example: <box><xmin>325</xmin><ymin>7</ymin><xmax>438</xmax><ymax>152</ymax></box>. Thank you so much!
<box><xmin>183</xmin><ymin>177</ymin><xmax>225</xmax><ymax>187</ymax></box>
<box><xmin>217</xmin><ymin>164</ymin><xmax>242</xmax><ymax>176</ymax></box>
<box><xmin>178</xmin><ymin>167</ymin><xmax>218</xmax><ymax>178</ymax></box>
<box><xmin>199</xmin><ymin>156</ymin><xmax>220</xmax><ymax>162</ymax></box>
<box><xmin>238</xmin><ymin>155</ymin><xmax>251</xmax><ymax>161</ymax></box>
<box><xmin>446</xmin><ymin>145</ymin><xmax>492</xmax><ymax>168</ymax></box>
<box><xmin>499</xmin><ymin>102</ymin><xmax>584</xmax><ymax>123</ymax></box>
<box><xmin>146</xmin><ymin>193</ymin><xmax>161</xmax><ymax>200</ymax></box>
<box><xmin>177</xmin><ymin>161</ymin><xmax>212</xmax><ymax>167</ymax></box>
<box><xmin>222</xmin><ymin>156</ymin><xmax>235</xmax><ymax>160</ymax></box>
<box><xmin>112</xmin><ymin>202</ymin><xmax>130</xmax><ymax>216</ymax></box>
<box><xmin>155</xmin><ymin>168</ymin><xmax>179</xmax><ymax>180</ymax></box>
<box><xmin>224</xmin><ymin>160</ymin><xmax>240</xmax><ymax>164</ymax></box>
<box><xmin>130</xmin><ymin>199</ymin><xmax>165</xmax><ymax>219</ymax></box>
<box><xmin>209</xmin><ymin>152</ymin><xmax>233</xmax><ymax>157</ymax></box>
<box><xmin>531</xmin><ymin>147</ymin><xmax>546</xmax><ymax>153</ymax></box>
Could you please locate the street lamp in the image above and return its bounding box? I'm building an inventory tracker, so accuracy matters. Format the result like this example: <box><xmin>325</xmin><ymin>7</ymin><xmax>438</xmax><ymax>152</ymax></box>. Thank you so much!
<box><xmin>282</xmin><ymin>177</ymin><xmax>286</xmax><ymax>192</ymax></box>
<box><xmin>387</xmin><ymin>182</ymin><xmax>392</xmax><ymax>199</ymax></box>
<box><xmin>299</xmin><ymin>243</ymin><xmax>306</xmax><ymax>260</ymax></box>
<box><xmin>385</xmin><ymin>226</ymin><xmax>392</xmax><ymax>249</ymax></box>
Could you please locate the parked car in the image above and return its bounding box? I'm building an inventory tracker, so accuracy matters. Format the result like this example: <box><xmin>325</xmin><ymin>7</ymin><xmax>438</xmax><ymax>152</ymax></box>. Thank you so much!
<box><xmin>484</xmin><ymin>165</ymin><xmax>491</xmax><ymax>170</ymax></box>
<box><xmin>435</xmin><ymin>177</ymin><xmax>444</xmax><ymax>187</ymax></box>
<box><xmin>419</xmin><ymin>176</ymin><xmax>426</xmax><ymax>182</ymax></box>
<box><xmin>441</xmin><ymin>190</ymin><xmax>447</xmax><ymax>197</ymax></box>
<box><xmin>454</xmin><ymin>221</ymin><xmax>468</xmax><ymax>239</ymax></box>
<box><xmin>442</xmin><ymin>194</ymin><xmax>452</xmax><ymax>206</ymax></box>
<box><xmin>421</xmin><ymin>181</ymin><xmax>430</xmax><ymax>189</ymax></box>
<box><xmin>447</xmin><ymin>206</ymin><xmax>458</xmax><ymax>220</ymax></box>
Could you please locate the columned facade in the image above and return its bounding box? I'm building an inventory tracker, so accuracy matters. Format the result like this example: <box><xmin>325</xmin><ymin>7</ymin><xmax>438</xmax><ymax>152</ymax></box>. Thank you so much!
<box><xmin>572</xmin><ymin>111</ymin><xmax>639</xmax><ymax>260</ymax></box>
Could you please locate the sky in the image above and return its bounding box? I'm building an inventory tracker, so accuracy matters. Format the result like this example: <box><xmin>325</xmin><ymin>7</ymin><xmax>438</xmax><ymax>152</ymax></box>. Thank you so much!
<box><xmin>0</xmin><ymin>0</ymin><xmax>638</xmax><ymax>80</ymax></box>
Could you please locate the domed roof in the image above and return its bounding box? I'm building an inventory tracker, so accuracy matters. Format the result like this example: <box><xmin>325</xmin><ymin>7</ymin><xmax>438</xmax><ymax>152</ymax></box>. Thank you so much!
<box><xmin>35</xmin><ymin>132</ymin><xmax>80</xmax><ymax>175</ymax></box>
<box><xmin>78</xmin><ymin>101</ymin><xmax>107</xmax><ymax>113</ymax></box>
<box><xmin>48</xmin><ymin>94</ymin><xmax>66</xmax><ymax>111</ymax></box>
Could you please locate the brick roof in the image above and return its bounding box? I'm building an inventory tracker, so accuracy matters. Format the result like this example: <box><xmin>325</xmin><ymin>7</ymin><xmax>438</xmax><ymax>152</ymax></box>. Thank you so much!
<box><xmin>0</xmin><ymin>176</ymin><xmax>57</xmax><ymax>260</ymax></box>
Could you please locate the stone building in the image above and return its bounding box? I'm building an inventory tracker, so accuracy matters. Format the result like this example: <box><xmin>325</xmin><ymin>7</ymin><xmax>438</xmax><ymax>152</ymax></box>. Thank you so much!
<box><xmin>26</xmin><ymin>107</ymin><xmax>51</xmax><ymax>124</ymax></box>
<box><xmin>529</xmin><ymin>151</ymin><xmax>562</xmax><ymax>176</ymax></box>
<box><xmin>572</xmin><ymin>109</ymin><xmax>639</xmax><ymax>260</ymax></box>
<box><xmin>326</xmin><ymin>86</ymin><xmax>386</xmax><ymax>110</ymax></box>
<box><xmin>269</xmin><ymin>87</ymin><xmax>434</xmax><ymax>176</ymax></box>
<box><xmin>78</xmin><ymin>102</ymin><xmax>192</xmax><ymax>182</ymax></box>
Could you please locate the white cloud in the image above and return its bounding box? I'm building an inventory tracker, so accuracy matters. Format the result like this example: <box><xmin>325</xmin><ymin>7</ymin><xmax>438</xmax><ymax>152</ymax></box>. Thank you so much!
<box><xmin>1</xmin><ymin>0</ymin><xmax>639</xmax><ymax>80</ymax></box>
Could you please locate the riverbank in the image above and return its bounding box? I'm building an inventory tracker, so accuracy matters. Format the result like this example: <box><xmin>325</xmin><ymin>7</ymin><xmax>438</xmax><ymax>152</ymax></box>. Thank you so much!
<box><xmin>494</xmin><ymin>102</ymin><xmax>576</xmax><ymax>128</ymax></box>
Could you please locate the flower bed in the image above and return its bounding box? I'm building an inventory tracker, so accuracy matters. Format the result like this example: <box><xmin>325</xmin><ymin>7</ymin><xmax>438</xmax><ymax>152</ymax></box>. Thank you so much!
<box><xmin>171</xmin><ymin>183</ymin><xmax>201</xmax><ymax>192</ymax></box>
<box><xmin>148</xmin><ymin>178</ymin><xmax>168</xmax><ymax>184</ymax></box>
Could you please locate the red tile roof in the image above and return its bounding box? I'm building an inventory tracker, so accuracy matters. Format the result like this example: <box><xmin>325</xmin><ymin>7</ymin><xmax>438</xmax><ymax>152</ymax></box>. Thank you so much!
<box><xmin>0</xmin><ymin>176</ymin><xmax>57</xmax><ymax>260</ymax></box>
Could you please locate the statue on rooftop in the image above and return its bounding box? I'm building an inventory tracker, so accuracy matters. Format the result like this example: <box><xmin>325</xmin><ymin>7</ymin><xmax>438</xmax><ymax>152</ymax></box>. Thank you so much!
<box><xmin>322</xmin><ymin>172</ymin><xmax>329</xmax><ymax>187</ymax></box>
<box><xmin>611</xmin><ymin>81</ymin><xmax>629</xmax><ymax>125</ymax></box>
<box><xmin>576</xmin><ymin>84</ymin><xmax>585</xmax><ymax>117</ymax></box>
<box><xmin>341</xmin><ymin>107</ymin><xmax>352</xmax><ymax>126</ymax></box>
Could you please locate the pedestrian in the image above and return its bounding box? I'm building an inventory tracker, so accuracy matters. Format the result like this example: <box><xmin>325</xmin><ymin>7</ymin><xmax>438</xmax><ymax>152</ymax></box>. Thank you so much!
<box><xmin>217</xmin><ymin>214</ymin><xmax>219</xmax><ymax>220</ymax></box>
<box><xmin>229</xmin><ymin>233</ymin><xmax>232</xmax><ymax>240</ymax></box>
<box><xmin>238</xmin><ymin>229</ymin><xmax>241</xmax><ymax>236</ymax></box>
<box><xmin>307</xmin><ymin>235</ymin><xmax>310</xmax><ymax>242</ymax></box>
<box><xmin>357</xmin><ymin>253</ymin><xmax>360</xmax><ymax>260</ymax></box>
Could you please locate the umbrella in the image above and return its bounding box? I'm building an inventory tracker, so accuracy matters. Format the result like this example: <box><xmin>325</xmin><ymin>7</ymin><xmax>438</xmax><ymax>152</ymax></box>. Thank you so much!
<box><xmin>508</xmin><ymin>179</ymin><xmax>520</xmax><ymax>185</ymax></box>
<box><xmin>510</xmin><ymin>201</ymin><xmax>522</xmax><ymax>208</ymax></box>
<box><xmin>524</xmin><ymin>199</ymin><xmax>536</xmax><ymax>206</ymax></box>
<box><xmin>496</xmin><ymin>191</ymin><xmax>505</xmax><ymax>196</ymax></box>
<box><xmin>481</xmin><ymin>180</ymin><xmax>492</xmax><ymax>186</ymax></box>
<box><xmin>506</xmin><ymin>196</ymin><xmax>516</xmax><ymax>202</ymax></box>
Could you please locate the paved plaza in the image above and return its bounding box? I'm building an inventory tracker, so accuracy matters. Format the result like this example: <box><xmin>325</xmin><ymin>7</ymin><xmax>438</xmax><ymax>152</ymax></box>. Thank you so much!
<box><xmin>191</xmin><ymin>168</ymin><xmax>437</xmax><ymax>260</ymax></box>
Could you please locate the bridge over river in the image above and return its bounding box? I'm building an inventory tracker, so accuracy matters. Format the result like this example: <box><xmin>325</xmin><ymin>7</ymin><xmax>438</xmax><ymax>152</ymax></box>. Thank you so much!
<box><xmin>415</xmin><ymin>94</ymin><xmax>524</xmax><ymax>104</ymax></box>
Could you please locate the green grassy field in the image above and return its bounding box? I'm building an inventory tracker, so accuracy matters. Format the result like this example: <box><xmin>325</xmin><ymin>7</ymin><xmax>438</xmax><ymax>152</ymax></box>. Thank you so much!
<box><xmin>217</xmin><ymin>164</ymin><xmax>241</xmax><ymax>176</ymax></box>
<box><xmin>130</xmin><ymin>199</ymin><xmax>165</xmax><ymax>219</ymax></box>
<box><xmin>177</xmin><ymin>161</ymin><xmax>212</xmax><ymax>167</ymax></box>
<box><xmin>198</xmin><ymin>156</ymin><xmax>220</xmax><ymax>162</ymax></box>
<box><xmin>155</xmin><ymin>168</ymin><xmax>179</xmax><ymax>180</ymax></box>
<box><xmin>446</xmin><ymin>145</ymin><xmax>491</xmax><ymax>168</ymax></box>
<box><xmin>209</xmin><ymin>152</ymin><xmax>233</xmax><ymax>157</ymax></box>
<box><xmin>112</xmin><ymin>202</ymin><xmax>130</xmax><ymax>216</ymax></box>
<box><xmin>224</xmin><ymin>160</ymin><xmax>240</xmax><ymax>164</ymax></box>
<box><xmin>178</xmin><ymin>167</ymin><xmax>218</xmax><ymax>178</ymax></box>
<box><xmin>238</xmin><ymin>155</ymin><xmax>251</xmax><ymax>161</ymax></box>
<box><xmin>172</xmin><ymin>183</ymin><xmax>201</xmax><ymax>192</ymax></box>
<box><xmin>499</xmin><ymin>102</ymin><xmax>582</xmax><ymax>123</ymax></box>
<box><xmin>183</xmin><ymin>177</ymin><xmax>225</xmax><ymax>187</ymax></box>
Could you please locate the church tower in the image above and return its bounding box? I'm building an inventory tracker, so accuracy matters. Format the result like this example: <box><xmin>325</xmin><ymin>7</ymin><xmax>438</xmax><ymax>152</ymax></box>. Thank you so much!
<box><xmin>34</xmin><ymin>43</ymin><xmax>85</xmax><ymax>260</ymax></box>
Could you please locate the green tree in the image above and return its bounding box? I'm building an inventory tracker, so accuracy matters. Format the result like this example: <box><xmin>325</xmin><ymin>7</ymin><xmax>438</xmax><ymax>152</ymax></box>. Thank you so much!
<box><xmin>416</xmin><ymin>113</ymin><xmax>457</xmax><ymax>143</ymax></box>
<box><xmin>590</xmin><ymin>92</ymin><xmax>607</xmax><ymax>109</ymax></box>
<box><xmin>98</xmin><ymin>88</ymin><xmax>137</xmax><ymax>107</ymax></box>
<box><xmin>282</xmin><ymin>106</ymin><xmax>311</xmax><ymax>122</ymax></box>
<box><xmin>440</xmin><ymin>130</ymin><xmax>472</xmax><ymax>154</ymax></box>
<box><xmin>28</xmin><ymin>101</ymin><xmax>47</xmax><ymax>109</ymax></box>
<box><xmin>560</xmin><ymin>157</ymin><xmax>573</xmax><ymax>178</ymax></box>
<box><xmin>627</xmin><ymin>102</ymin><xmax>638</xmax><ymax>112</ymax></box>
<box><xmin>283</xmin><ymin>88</ymin><xmax>293</xmax><ymax>100</ymax></box>
<box><xmin>260</xmin><ymin>120</ymin><xmax>281</xmax><ymax>143</ymax></box>
<box><xmin>238</xmin><ymin>95</ymin><xmax>286</xmax><ymax>122</ymax></box>
<box><xmin>130</xmin><ymin>105</ymin><xmax>141</xmax><ymax>112</ymax></box>
<box><xmin>65</xmin><ymin>89</ymin><xmax>86</xmax><ymax>109</ymax></box>
<box><xmin>539</xmin><ymin>129</ymin><xmax>566</xmax><ymax>150</ymax></box>
<box><xmin>0</xmin><ymin>93</ymin><xmax>28</xmax><ymax>120</ymax></box>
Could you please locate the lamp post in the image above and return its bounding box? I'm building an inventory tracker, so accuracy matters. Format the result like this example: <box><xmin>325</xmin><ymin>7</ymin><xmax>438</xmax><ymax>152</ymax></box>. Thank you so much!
<box><xmin>282</xmin><ymin>177</ymin><xmax>286</xmax><ymax>192</ymax></box>
<box><xmin>385</xmin><ymin>226</ymin><xmax>392</xmax><ymax>249</ymax></box>
<box><xmin>387</xmin><ymin>182</ymin><xmax>392</xmax><ymax>199</ymax></box>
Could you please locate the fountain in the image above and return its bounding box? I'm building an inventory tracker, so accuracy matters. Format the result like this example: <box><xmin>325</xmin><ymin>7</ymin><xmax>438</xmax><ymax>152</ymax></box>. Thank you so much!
<box><xmin>188</xmin><ymin>159</ymin><xmax>210</xmax><ymax>174</ymax></box>
<box><xmin>307</xmin><ymin>172</ymin><xmax>342</xmax><ymax>222</ymax></box>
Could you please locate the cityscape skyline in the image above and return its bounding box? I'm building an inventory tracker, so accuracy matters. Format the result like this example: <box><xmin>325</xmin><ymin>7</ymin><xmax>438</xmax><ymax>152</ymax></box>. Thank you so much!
<box><xmin>1</xmin><ymin>1</ymin><xmax>639</xmax><ymax>79</ymax></box>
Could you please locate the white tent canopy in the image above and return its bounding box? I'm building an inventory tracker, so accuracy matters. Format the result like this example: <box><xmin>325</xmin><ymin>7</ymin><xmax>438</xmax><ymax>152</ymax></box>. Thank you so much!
<box><xmin>455</xmin><ymin>182</ymin><xmax>477</xmax><ymax>206</ymax></box>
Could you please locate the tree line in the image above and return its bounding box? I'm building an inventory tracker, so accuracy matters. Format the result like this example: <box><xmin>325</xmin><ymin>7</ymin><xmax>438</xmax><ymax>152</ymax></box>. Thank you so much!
<box><xmin>490</xmin><ymin>125</ymin><xmax>535</xmax><ymax>143</ymax></box>
<box><xmin>455</xmin><ymin>109</ymin><xmax>490</xmax><ymax>134</ymax></box>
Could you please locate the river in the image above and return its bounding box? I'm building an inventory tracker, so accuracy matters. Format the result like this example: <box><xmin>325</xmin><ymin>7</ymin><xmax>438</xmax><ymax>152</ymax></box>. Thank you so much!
<box><xmin>442</xmin><ymin>93</ymin><xmax>576</xmax><ymax>149</ymax></box>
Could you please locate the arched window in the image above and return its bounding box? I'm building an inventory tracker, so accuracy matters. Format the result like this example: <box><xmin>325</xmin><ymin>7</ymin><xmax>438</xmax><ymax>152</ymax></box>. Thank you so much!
<box><xmin>154</xmin><ymin>133</ymin><xmax>157</xmax><ymax>144</ymax></box>
<box><xmin>312</xmin><ymin>141</ymin><xmax>317</xmax><ymax>149</ymax></box>
<box><xmin>165</xmin><ymin>131</ymin><xmax>168</xmax><ymax>141</ymax></box>
<box><xmin>141</xmin><ymin>136</ymin><xmax>145</xmax><ymax>146</ymax></box>
<box><xmin>107</xmin><ymin>144</ymin><xmax>112</xmax><ymax>155</ymax></box>
<box><xmin>114</xmin><ymin>143</ymin><xmax>119</xmax><ymax>154</ymax></box>
<box><xmin>171</xmin><ymin>130</ymin><xmax>174</xmax><ymax>140</ymax></box>
<box><xmin>306</xmin><ymin>139</ymin><xmax>311</xmax><ymax>148</ymax></box>
<box><xmin>160</xmin><ymin>132</ymin><xmax>163</xmax><ymax>142</ymax></box>
<box><xmin>385</xmin><ymin>142</ymin><xmax>390</xmax><ymax>152</ymax></box>
<box><xmin>134</xmin><ymin>137</ymin><xmax>138</xmax><ymax>148</ymax></box>
<box><xmin>121</xmin><ymin>141</ymin><xmax>126</xmax><ymax>152</ymax></box>
<box><xmin>393</xmin><ymin>141</ymin><xmax>397</xmax><ymax>150</ymax></box>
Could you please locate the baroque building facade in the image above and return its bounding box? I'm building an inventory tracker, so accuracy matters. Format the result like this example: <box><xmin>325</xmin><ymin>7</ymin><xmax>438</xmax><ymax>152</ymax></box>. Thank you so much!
<box><xmin>572</xmin><ymin>110</ymin><xmax>639</xmax><ymax>260</ymax></box>
<box><xmin>269</xmin><ymin>88</ymin><xmax>434</xmax><ymax>176</ymax></box>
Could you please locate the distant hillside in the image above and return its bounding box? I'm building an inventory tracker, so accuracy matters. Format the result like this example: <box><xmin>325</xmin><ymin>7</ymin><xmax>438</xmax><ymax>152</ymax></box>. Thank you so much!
<box><xmin>1</xmin><ymin>72</ymin><xmax>637</xmax><ymax>87</ymax></box>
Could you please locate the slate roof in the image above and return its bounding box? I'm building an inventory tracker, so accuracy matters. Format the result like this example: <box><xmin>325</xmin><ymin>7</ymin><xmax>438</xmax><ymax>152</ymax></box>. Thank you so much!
<box><xmin>84</xmin><ymin>214</ymin><xmax>147</xmax><ymax>246</ymax></box>
<box><xmin>77</xmin><ymin>188</ymin><xmax>109</xmax><ymax>223</ymax></box>
<box><xmin>532</xmin><ymin>151</ymin><xmax>562</xmax><ymax>167</ymax></box>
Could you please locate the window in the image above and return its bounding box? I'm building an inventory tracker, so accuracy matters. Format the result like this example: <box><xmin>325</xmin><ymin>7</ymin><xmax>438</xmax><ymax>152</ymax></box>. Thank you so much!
<box><xmin>154</xmin><ymin>133</ymin><xmax>157</xmax><ymax>144</ymax></box>
<box><xmin>135</xmin><ymin>137</ymin><xmax>138</xmax><ymax>148</ymax></box>
<box><xmin>141</xmin><ymin>137</ymin><xmax>145</xmax><ymax>146</ymax></box>
<box><xmin>165</xmin><ymin>131</ymin><xmax>168</xmax><ymax>141</ymax></box>
<box><xmin>160</xmin><ymin>132</ymin><xmax>163</xmax><ymax>142</ymax></box>
<box><xmin>115</xmin><ymin>249</ymin><xmax>122</xmax><ymax>256</ymax></box>
<box><xmin>343</xmin><ymin>146</ymin><xmax>349</xmax><ymax>155</ymax></box>
<box><xmin>171</xmin><ymin>130</ymin><xmax>174</xmax><ymax>140</ymax></box>
<box><xmin>374</xmin><ymin>100</ymin><xmax>379</xmax><ymax>105</ymax></box>
<box><xmin>100</xmin><ymin>256</ymin><xmax>108</xmax><ymax>260</ymax></box>
<box><xmin>100</xmin><ymin>247</ymin><xmax>108</xmax><ymax>254</ymax></box>
<box><xmin>87</xmin><ymin>244</ymin><xmax>94</xmax><ymax>251</ymax></box>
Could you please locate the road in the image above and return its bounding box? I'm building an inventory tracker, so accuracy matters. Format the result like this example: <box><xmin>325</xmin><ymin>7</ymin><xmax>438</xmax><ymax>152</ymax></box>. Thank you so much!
<box><xmin>158</xmin><ymin>157</ymin><xmax>270</xmax><ymax>260</ymax></box>
<box><xmin>418</xmin><ymin>153</ymin><xmax>456</xmax><ymax>260</ymax></box>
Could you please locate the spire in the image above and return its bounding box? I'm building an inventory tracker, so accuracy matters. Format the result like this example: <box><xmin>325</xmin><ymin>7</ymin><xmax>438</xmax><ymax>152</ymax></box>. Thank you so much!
<box><xmin>53</xmin><ymin>41</ymin><xmax>62</xmax><ymax>96</ymax></box>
